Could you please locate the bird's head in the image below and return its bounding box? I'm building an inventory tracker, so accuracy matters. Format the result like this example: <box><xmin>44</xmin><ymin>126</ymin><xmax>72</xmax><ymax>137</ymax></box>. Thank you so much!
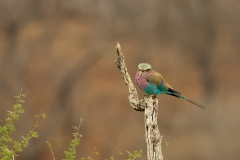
<box><xmin>138</xmin><ymin>63</ymin><xmax>152</xmax><ymax>76</ymax></box>
<box><xmin>138</xmin><ymin>63</ymin><xmax>152</xmax><ymax>71</ymax></box>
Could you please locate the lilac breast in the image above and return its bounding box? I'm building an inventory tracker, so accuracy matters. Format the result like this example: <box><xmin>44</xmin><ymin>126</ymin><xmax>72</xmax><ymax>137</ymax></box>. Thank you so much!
<box><xmin>135</xmin><ymin>72</ymin><xmax>148</xmax><ymax>91</ymax></box>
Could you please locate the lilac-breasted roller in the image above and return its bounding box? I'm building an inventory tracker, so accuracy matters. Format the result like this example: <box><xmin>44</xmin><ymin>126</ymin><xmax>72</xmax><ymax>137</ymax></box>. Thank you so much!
<box><xmin>135</xmin><ymin>63</ymin><xmax>206</xmax><ymax>109</ymax></box>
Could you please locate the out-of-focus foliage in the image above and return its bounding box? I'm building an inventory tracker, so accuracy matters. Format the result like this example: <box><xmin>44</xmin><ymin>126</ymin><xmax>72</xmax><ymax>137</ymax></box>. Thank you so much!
<box><xmin>0</xmin><ymin>91</ymin><xmax>45</xmax><ymax>159</ymax></box>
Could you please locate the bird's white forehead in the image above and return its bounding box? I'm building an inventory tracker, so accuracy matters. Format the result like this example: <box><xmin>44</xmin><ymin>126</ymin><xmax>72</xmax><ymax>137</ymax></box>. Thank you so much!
<box><xmin>138</xmin><ymin>63</ymin><xmax>152</xmax><ymax>70</ymax></box>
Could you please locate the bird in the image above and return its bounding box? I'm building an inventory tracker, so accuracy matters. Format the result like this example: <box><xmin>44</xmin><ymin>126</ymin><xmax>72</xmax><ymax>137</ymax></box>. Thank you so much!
<box><xmin>135</xmin><ymin>63</ymin><xmax>206</xmax><ymax>109</ymax></box>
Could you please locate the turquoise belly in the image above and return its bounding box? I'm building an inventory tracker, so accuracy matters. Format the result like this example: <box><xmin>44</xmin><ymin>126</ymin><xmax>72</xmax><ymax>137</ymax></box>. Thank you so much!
<box><xmin>144</xmin><ymin>83</ymin><xmax>159</xmax><ymax>95</ymax></box>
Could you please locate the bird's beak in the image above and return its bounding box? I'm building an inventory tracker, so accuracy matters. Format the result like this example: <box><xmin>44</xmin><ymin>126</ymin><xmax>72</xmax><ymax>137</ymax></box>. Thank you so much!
<box><xmin>139</xmin><ymin>70</ymin><xmax>146</xmax><ymax>76</ymax></box>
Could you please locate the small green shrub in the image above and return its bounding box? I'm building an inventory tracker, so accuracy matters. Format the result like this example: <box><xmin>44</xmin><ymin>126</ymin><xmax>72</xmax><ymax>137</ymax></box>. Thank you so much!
<box><xmin>0</xmin><ymin>90</ymin><xmax>45</xmax><ymax>159</ymax></box>
<box><xmin>0</xmin><ymin>90</ymin><xmax>143</xmax><ymax>160</ymax></box>
<box><xmin>62</xmin><ymin>118</ymin><xmax>84</xmax><ymax>160</ymax></box>
<box><xmin>106</xmin><ymin>149</ymin><xmax>143</xmax><ymax>160</ymax></box>
<box><xmin>47</xmin><ymin>118</ymin><xmax>143</xmax><ymax>160</ymax></box>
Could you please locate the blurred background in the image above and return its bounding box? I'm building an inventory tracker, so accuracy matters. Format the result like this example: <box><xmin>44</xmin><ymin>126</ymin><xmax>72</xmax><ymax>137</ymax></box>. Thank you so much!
<box><xmin>0</xmin><ymin>0</ymin><xmax>240</xmax><ymax>159</ymax></box>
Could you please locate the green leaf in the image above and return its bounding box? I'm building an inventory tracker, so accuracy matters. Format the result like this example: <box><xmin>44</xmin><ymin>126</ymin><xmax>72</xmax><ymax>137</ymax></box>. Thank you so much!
<box><xmin>16</xmin><ymin>108</ymin><xmax>24</xmax><ymax>114</ymax></box>
<box><xmin>118</xmin><ymin>150</ymin><xmax>123</xmax><ymax>155</ymax></box>
<box><xmin>30</xmin><ymin>131</ymin><xmax>39</xmax><ymax>138</ymax></box>
<box><xmin>72</xmin><ymin>126</ymin><xmax>77</xmax><ymax>130</ymax></box>
<box><xmin>41</xmin><ymin>113</ymin><xmax>46</xmax><ymax>119</ymax></box>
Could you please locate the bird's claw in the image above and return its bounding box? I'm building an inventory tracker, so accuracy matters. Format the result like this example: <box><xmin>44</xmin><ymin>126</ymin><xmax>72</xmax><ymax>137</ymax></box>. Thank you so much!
<box><xmin>144</xmin><ymin>94</ymin><xmax>156</xmax><ymax>99</ymax></box>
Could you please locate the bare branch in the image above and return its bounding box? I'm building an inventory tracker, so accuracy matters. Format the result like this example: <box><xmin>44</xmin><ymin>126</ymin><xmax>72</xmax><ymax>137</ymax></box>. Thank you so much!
<box><xmin>144</xmin><ymin>96</ymin><xmax>163</xmax><ymax>160</ymax></box>
<box><xmin>115</xmin><ymin>42</ymin><xmax>163</xmax><ymax>160</ymax></box>
<box><xmin>115</xmin><ymin>42</ymin><xmax>144</xmax><ymax>111</ymax></box>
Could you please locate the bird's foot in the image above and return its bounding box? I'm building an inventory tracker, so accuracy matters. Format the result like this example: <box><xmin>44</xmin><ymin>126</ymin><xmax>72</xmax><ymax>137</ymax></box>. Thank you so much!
<box><xmin>144</xmin><ymin>94</ymin><xmax>156</xmax><ymax>99</ymax></box>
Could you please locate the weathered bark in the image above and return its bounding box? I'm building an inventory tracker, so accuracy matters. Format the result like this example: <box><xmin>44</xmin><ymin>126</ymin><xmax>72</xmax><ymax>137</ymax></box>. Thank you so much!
<box><xmin>115</xmin><ymin>42</ymin><xmax>163</xmax><ymax>160</ymax></box>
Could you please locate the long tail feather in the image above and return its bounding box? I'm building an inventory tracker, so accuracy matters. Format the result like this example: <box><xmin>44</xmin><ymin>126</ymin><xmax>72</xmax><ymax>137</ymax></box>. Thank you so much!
<box><xmin>184</xmin><ymin>98</ymin><xmax>206</xmax><ymax>109</ymax></box>
<box><xmin>167</xmin><ymin>88</ymin><xmax>206</xmax><ymax>109</ymax></box>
